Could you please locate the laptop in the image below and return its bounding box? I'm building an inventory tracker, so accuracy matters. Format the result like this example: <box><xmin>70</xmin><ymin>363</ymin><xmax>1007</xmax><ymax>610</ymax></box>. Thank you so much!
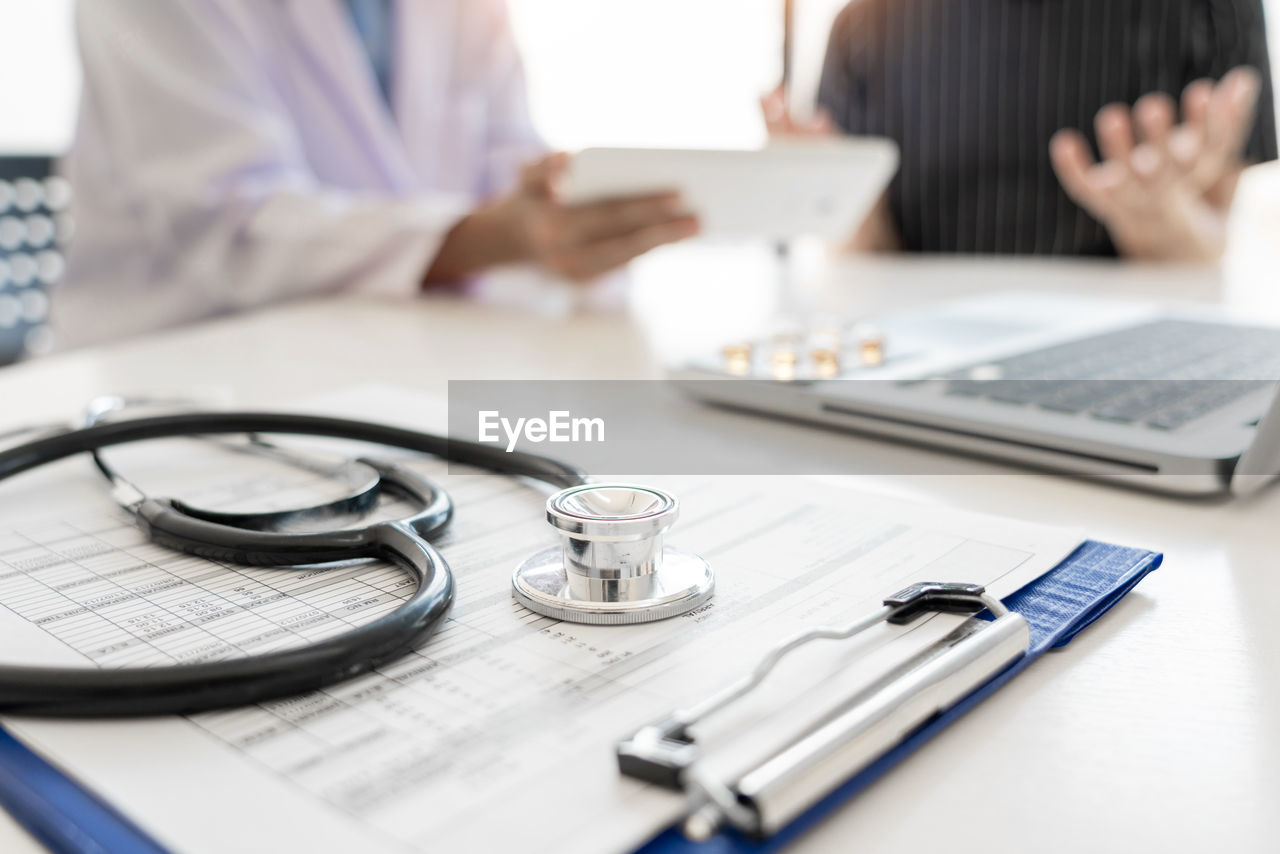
<box><xmin>674</xmin><ymin>292</ymin><xmax>1280</xmax><ymax>496</ymax></box>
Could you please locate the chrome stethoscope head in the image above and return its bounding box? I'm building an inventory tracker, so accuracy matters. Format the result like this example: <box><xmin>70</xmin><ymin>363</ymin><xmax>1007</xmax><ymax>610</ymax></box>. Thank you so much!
<box><xmin>512</xmin><ymin>483</ymin><xmax>714</xmax><ymax>625</ymax></box>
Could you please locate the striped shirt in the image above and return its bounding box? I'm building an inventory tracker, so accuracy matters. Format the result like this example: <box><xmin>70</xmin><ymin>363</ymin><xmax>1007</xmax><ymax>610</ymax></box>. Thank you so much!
<box><xmin>816</xmin><ymin>0</ymin><xmax>1279</xmax><ymax>255</ymax></box>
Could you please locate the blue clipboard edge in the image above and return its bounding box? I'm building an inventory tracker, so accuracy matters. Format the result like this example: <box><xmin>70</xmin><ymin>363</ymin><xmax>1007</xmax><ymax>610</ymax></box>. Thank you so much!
<box><xmin>635</xmin><ymin>539</ymin><xmax>1164</xmax><ymax>854</ymax></box>
<box><xmin>0</xmin><ymin>727</ymin><xmax>168</xmax><ymax>854</ymax></box>
<box><xmin>0</xmin><ymin>541</ymin><xmax>1160</xmax><ymax>854</ymax></box>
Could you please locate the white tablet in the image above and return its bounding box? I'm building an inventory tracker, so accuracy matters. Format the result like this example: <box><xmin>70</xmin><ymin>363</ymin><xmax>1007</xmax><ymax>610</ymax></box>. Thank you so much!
<box><xmin>562</xmin><ymin>138</ymin><xmax>899</xmax><ymax>241</ymax></box>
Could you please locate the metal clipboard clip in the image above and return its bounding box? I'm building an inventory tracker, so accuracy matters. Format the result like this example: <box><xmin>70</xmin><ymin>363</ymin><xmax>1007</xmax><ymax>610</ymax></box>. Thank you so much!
<box><xmin>616</xmin><ymin>582</ymin><xmax>1031</xmax><ymax>840</ymax></box>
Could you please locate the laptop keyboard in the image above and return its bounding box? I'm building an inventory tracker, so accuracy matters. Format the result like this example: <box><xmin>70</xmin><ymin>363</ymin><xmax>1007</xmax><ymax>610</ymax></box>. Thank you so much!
<box><xmin>934</xmin><ymin>320</ymin><xmax>1280</xmax><ymax>431</ymax></box>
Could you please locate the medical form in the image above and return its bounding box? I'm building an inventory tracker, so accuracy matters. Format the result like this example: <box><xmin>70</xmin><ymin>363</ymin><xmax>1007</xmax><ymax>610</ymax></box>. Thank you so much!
<box><xmin>0</xmin><ymin>388</ymin><xmax>1085</xmax><ymax>854</ymax></box>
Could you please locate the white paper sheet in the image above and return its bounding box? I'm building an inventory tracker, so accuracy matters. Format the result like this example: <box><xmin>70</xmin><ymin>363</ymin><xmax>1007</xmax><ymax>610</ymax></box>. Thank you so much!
<box><xmin>0</xmin><ymin>388</ymin><xmax>1084</xmax><ymax>854</ymax></box>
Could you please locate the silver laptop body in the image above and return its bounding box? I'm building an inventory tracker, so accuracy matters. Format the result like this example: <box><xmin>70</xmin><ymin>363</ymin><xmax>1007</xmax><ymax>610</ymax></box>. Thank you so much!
<box><xmin>675</xmin><ymin>293</ymin><xmax>1280</xmax><ymax>496</ymax></box>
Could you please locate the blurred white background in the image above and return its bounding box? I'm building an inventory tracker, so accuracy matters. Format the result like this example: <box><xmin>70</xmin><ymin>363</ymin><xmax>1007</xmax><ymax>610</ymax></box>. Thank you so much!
<box><xmin>0</xmin><ymin>0</ymin><xmax>77</xmax><ymax>152</ymax></box>
<box><xmin>3</xmin><ymin>0</ymin><xmax>1278</xmax><ymax>153</ymax></box>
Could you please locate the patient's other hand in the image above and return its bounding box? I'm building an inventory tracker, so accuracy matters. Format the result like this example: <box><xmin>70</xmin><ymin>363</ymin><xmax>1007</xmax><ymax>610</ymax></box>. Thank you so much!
<box><xmin>759</xmin><ymin>85</ymin><xmax>899</xmax><ymax>252</ymax></box>
<box><xmin>760</xmin><ymin>84</ymin><xmax>836</xmax><ymax>137</ymax></box>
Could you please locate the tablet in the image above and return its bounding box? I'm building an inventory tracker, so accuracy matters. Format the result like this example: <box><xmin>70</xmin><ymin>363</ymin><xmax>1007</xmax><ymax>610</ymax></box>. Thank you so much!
<box><xmin>562</xmin><ymin>138</ymin><xmax>899</xmax><ymax>241</ymax></box>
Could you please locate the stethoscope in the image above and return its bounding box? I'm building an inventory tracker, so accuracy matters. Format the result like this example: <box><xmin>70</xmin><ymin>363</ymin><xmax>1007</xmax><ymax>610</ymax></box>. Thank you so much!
<box><xmin>0</xmin><ymin>402</ymin><xmax>712</xmax><ymax>718</ymax></box>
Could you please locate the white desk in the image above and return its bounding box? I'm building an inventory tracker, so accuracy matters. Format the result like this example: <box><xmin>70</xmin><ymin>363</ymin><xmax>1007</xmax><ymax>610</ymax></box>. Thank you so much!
<box><xmin>2</xmin><ymin>249</ymin><xmax>1278</xmax><ymax>853</ymax></box>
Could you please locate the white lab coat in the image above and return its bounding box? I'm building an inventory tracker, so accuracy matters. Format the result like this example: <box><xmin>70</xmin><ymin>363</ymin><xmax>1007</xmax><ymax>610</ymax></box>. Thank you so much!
<box><xmin>57</xmin><ymin>0</ymin><xmax>543</xmax><ymax>347</ymax></box>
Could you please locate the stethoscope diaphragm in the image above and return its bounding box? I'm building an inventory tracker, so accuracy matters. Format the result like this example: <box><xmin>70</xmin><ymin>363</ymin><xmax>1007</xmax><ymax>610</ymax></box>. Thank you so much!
<box><xmin>512</xmin><ymin>483</ymin><xmax>714</xmax><ymax>625</ymax></box>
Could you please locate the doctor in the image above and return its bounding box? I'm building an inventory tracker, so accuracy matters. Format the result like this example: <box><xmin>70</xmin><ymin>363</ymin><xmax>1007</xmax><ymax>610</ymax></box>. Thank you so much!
<box><xmin>57</xmin><ymin>0</ymin><xmax>698</xmax><ymax>347</ymax></box>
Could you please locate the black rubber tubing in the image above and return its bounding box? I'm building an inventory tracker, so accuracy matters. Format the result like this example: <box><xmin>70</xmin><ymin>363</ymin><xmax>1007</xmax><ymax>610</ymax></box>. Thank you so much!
<box><xmin>0</xmin><ymin>412</ymin><xmax>587</xmax><ymax>717</ymax></box>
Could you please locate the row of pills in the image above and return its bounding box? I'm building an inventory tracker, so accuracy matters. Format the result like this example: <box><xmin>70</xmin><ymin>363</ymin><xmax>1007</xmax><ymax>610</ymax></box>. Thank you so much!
<box><xmin>0</xmin><ymin>177</ymin><xmax>73</xmax><ymax>214</ymax></box>
<box><xmin>0</xmin><ymin>251</ymin><xmax>65</xmax><ymax>289</ymax></box>
<box><xmin>0</xmin><ymin>213</ymin><xmax>74</xmax><ymax>251</ymax></box>
<box><xmin>1</xmin><ymin>324</ymin><xmax>55</xmax><ymax>356</ymax></box>
<box><xmin>0</xmin><ymin>175</ymin><xmax>69</xmax><ymax>361</ymax></box>
<box><xmin>722</xmin><ymin>325</ymin><xmax>887</xmax><ymax>381</ymax></box>
<box><xmin>0</xmin><ymin>289</ymin><xmax>49</xmax><ymax>328</ymax></box>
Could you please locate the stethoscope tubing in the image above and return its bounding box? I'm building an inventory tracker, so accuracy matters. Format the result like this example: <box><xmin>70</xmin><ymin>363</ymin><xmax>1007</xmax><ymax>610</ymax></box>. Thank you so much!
<box><xmin>0</xmin><ymin>412</ymin><xmax>588</xmax><ymax>717</ymax></box>
<box><xmin>0</xmin><ymin>524</ymin><xmax>452</xmax><ymax>717</ymax></box>
<box><xmin>0</xmin><ymin>411</ymin><xmax>587</xmax><ymax>488</ymax></box>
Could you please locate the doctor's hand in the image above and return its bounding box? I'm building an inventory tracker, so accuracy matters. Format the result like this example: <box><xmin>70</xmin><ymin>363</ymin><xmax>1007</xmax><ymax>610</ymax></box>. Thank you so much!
<box><xmin>1049</xmin><ymin>67</ymin><xmax>1263</xmax><ymax>264</ymax></box>
<box><xmin>425</xmin><ymin>153</ymin><xmax>699</xmax><ymax>285</ymax></box>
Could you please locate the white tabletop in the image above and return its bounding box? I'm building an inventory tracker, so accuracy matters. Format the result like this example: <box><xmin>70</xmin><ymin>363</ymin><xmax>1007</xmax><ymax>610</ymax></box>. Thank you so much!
<box><xmin>3</xmin><ymin>207</ymin><xmax>1280</xmax><ymax>850</ymax></box>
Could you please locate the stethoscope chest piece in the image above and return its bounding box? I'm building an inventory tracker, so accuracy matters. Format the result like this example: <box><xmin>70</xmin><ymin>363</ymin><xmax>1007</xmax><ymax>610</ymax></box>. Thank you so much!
<box><xmin>512</xmin><ymin>484</ymin><xmax>714</xmax><ymax>625</ymax></box>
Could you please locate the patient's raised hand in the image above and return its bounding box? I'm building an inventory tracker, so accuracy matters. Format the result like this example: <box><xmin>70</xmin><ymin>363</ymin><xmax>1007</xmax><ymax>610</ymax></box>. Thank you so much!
<box><xmin>1049</xmin><ymin>67</ymin><xmax>1262</xmax><ymax>263</ymax></box>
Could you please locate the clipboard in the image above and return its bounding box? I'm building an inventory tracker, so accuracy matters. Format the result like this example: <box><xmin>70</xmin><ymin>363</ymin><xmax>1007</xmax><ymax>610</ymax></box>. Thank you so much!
<box><xmin>0</xmin><ymin>540</ymin><xmax>1160</xmax><ymax>854</ymax></box>
<box><xmin>632</xmin><ymin>539</ymin><xmax>1162</xmax><ymax>853</ymax></box>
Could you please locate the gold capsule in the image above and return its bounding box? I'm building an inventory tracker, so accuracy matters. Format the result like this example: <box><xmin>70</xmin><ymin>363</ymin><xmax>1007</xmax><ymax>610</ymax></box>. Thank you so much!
<box><xmin>858</xmin><ymin>327</ymin><xmax>885</xmax><ymax>367</ymax></box>
<box><xmin>771</xmin><ymin>348</ymin><xmax>798</xmax><ymax>381</ymax></box>
<box><xmin>722</xmin><ymin>343</ymin><xmax>753</xmax><ymax>376</ymax></box>
<box><xmin>811</xmin><ymin>347</ymin><xmax>840</xmax><ymax>379</ymax></box>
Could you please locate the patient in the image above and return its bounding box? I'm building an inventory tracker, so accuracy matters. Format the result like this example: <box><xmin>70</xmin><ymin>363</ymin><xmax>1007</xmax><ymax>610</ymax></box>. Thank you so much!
<box><xmin>766</xmin><ymin>0</ymin><xmax>1277</xmax><ymax>261</ymax></box>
